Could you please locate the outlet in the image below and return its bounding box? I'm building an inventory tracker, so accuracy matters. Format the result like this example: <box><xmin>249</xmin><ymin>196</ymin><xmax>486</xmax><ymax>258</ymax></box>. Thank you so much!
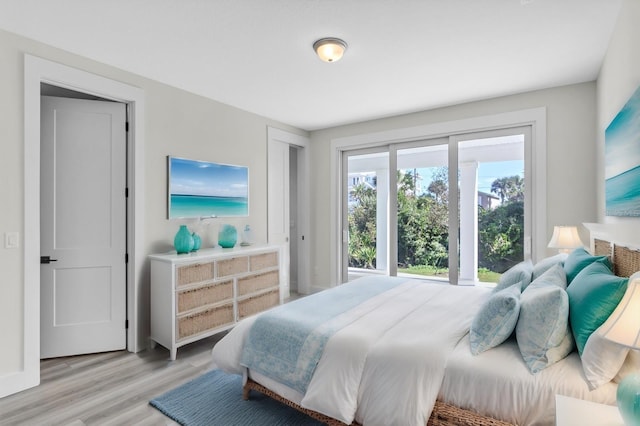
<box><xmin>5</xmin><ymin>232</ymin><xmax>19</xmax><ymax>249</ymax></box>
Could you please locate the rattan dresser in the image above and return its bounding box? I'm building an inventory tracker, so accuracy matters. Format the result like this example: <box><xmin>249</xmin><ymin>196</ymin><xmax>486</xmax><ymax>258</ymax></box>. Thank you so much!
<box><xmin>149</xmin><ymin>245</ymin><xmax>282</xmax><ymax>360</ymax></box>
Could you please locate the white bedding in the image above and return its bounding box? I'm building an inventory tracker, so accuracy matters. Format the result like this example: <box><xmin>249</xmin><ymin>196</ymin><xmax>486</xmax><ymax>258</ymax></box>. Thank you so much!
<box><xmin>213</xmin><ymin>280</ymin><xmax>490</xmax><ymax>425</ymax></box>
<box><xmin>439</xmin><ymin>335</ymin><xmax>617</xmax><ymax>426</ymax></box>
<box><xmin>211</xmin><ymin>279</ymin><xmax>617</xmax><ymax>426</ymax></box>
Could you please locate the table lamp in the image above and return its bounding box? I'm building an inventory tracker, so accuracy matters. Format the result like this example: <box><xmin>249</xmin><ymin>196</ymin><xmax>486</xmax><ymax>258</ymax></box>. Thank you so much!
<box><xmin>547</xmin><ymin>226</ymin><xmax>583</xmax><ymax>254</ymax></box>
<box><xmin>599</xmin><ymin>278</ymin><xmax>640</xmax><ymax>425</ymax></box>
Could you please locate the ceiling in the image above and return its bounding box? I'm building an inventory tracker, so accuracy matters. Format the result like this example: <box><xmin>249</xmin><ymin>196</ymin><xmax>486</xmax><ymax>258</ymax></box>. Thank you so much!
<box><xmin>0</xmin><ymin>0</ymin><xmax>622</xmax><ymax>131</ymax></box>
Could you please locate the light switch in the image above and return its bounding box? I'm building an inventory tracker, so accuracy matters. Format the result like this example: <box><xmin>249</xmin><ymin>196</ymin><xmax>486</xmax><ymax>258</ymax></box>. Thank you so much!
<box><xmin>5</xmin><ymin>232</ymin><xmax>19</xmax><ymax>249</ymax></box>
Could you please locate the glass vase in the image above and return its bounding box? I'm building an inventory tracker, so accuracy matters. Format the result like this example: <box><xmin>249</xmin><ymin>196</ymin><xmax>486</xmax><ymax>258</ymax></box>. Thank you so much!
<box><xmin>218</xmin><ymin>225</ymin><xmax>237</xmax><ymax>248</ymax></box>
<box><xmin>174</xmin><ymin>225</ymin><xmax>194</xmax><ymax>254</ymax></box>
<box><xmin>191</xmin><ymin>232</ymin><xmax>202</xmax><ymax>252</ymax></box>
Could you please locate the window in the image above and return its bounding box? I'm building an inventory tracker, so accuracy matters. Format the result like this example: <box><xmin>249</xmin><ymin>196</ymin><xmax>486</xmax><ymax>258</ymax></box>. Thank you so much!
<box><xmin>342</xmin><ymin>126</ymin><xmax>532</xmax><ymax>285</ymax></box>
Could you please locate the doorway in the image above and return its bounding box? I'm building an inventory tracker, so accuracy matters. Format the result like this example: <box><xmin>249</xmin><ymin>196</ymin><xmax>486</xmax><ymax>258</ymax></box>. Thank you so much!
<box><xmin>7</xmin><ymin>55</ymin><xmax>146</xmax><ymax>398</ymax></box>
<box><xmin>39</xmin><ymin>89</ymin><xmax>128</xmax><ymax>358</ymax></box>
<box><xmin>267</xmin><ymin>127</ymin><xmax>311</xmax><ymax>296</ymax></box>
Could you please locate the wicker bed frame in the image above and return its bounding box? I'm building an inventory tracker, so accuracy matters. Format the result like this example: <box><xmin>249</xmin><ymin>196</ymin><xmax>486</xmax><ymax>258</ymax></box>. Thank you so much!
<box><xmin>241</xmin><ymin>239</ymin><xmax>640</xmax><ymax>426</ymax></box>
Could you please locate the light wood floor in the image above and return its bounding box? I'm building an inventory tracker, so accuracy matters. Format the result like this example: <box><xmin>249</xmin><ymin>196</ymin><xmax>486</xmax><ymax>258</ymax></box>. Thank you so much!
<box><xmin>0</xmin><ymin>333</ymin><xmax>226</xmax><ymax>426</ymax></box>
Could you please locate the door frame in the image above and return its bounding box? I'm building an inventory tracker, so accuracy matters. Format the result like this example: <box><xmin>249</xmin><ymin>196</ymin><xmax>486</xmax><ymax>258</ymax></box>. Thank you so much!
<box><xmin>267</xmin><ymin>127</ymin><xmax>311</xmax><ymax>294</ymax></box>
<box><xmin>330</xmin><ymin>108</ymin><xmax>547</xmax><ymax>285</ymax></box>
<box><xmin>9</xmin><ymin>54</ymin><xmax>145</xmax><ymax>397</ymax></box>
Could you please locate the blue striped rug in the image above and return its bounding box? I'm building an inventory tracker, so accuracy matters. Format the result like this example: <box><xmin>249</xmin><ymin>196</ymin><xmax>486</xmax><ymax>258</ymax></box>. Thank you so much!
<box><xmin>149</xmin><ymin>369</ymin><xmax>323</xmax><ymax>426</ymax></box>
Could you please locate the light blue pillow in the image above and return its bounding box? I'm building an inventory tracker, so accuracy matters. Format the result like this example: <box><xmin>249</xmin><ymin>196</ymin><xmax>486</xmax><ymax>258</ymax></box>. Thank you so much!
<box><xmin>470</xmin><ymin>283</ymin><xmax>522</xmax><ymax>355</ymax></box>
<box><xmin>516</xmin><ymin>264</ymin><xmax>574</xmax><ymax>373</ymax></box>
<box><xmin>493</xmin><ymin>260</ymin><xmax>533</xmax><ymax>293</ymax></box>
<box><xmin>567</xmin><ymin>259</ymin><xmax>628</xmax><ymax>355</ymax></box>
<box><xmin>563</xmin><ymin>247</ymin><xmax>612</xmax><ymax>284</ymax></box>
<box><xmin>532</xmin><ymin>253</ymin><xmax>568</xmax><ymax>281</ymax></box>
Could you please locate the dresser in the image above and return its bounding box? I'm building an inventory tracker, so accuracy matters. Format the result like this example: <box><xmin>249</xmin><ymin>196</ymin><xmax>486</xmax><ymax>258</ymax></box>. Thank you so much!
<box><xmin>149</xmin><ymin>245</ymin><xmax>282</xmax><ymax>360</ymax></box>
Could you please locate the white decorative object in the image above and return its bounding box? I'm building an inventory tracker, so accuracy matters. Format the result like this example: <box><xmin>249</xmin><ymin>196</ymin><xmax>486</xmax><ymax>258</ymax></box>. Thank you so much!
<box><xmin>548</xmin><ymin>226</ymin><xmax>583</xmax><ymax>253</ymax></box>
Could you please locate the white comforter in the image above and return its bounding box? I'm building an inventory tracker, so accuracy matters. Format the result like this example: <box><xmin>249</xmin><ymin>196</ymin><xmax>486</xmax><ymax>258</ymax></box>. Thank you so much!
<box><xmin>212</xmin><ymin>280</ymin><xmax>491</xmax><ymax>426</ymax></box>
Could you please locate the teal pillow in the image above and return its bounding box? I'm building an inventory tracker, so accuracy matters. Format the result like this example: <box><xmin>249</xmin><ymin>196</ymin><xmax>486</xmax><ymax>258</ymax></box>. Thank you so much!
<box><xmin>516</xmin><ymin>264</ymin><xmax>574</xmax><ymax>373</ymax></box>
<box><xmin>567</xmin><ymin>259</ymin><xmax>628</xmax><ymax>355</ymax></box>
<box><xmin>493</xmin><ymin>260</ymin><xmax>533</xmax><ymax>293</ymax></box>
<box><xmin>470</xmin><ymin>283</ymin><xmax>522</xmax><ymax>355</ymax></box>
<box><xmin>563</xmin><ymin>247</ymin><xmax>612</xmax><ymax>284</ymax></box>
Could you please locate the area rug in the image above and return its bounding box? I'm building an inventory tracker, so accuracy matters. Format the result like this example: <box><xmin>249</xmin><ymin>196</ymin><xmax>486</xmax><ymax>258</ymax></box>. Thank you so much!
<box><xmin>149</xmin><ymin>369</ymin><xmax>323</xmax><ymax>426</ymax></box>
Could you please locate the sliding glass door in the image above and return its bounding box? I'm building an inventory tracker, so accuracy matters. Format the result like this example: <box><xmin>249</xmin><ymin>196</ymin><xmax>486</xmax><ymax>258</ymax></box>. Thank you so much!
<box><xmin>395</xmin><ymin>141</ymin><xmax>451</xmax><ymax>280</ymax></box>
<box><xmin>341</xmin><ymin>127</ymin><xmax>531</xmax><ymax>285</ymax></box>
<box><xmin>455</xmin><ymin>129</ymin><xmax>529</xmax><ymax>284</ymax></box>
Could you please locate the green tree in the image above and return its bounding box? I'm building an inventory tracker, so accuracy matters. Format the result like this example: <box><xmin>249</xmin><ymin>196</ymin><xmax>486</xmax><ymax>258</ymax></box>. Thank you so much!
<box><xmin>348</xmin><ymin>183</ymin><xmax>377</xmax><ymax>268</ymax></box>
<box><xmin>491</xmin><ymin>175</ymin><xmax>524</xmax><ymax>203</ymax></box>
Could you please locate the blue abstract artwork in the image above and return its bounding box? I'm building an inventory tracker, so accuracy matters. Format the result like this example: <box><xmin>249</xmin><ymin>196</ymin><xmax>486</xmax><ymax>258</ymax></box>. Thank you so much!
<box><xmin>605</xmin><ymin>86</ymin><xmax>640</xmax><ymax>217</ymax></box>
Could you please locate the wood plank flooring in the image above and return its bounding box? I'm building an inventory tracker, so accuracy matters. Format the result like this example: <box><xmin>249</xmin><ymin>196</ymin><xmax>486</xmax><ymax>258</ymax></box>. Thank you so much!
<box><xmin>0</xmin><ymin>332</ymin><xmax>226</xmax><ymax>426</ymax></box>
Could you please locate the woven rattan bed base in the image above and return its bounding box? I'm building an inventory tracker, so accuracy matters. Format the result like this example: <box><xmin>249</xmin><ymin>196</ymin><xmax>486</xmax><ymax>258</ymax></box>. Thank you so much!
<box><xmin>243</xmin><ymin>379</ymin><xmax>514</xmax><ymax>426</ymax></box>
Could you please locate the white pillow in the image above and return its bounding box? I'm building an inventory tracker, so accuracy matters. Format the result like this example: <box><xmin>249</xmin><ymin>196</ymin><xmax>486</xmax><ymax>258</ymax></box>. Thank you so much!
<box><xmin>516</xmin><ymin>264</ymin><xmax>574</xmax><ymax>373</ymax></box>
<box><xmin>470</xmin><ymin>283</ymin><xmax>522</xmax><ymax>355</ymax></box>
<box><xmin>581</xmin><ymin>325</ymin><xmax>629</xmax><ymax>390</ymax></box>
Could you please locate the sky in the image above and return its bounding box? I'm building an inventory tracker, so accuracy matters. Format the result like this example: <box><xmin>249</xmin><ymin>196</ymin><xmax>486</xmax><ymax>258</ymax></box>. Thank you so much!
<box><xmin>414</xmin><ymin>160</ymin><xmax>524</xmax><ymax>195</ymax></box>
<box><xmin>169</xmin><ymin>156</ymin><xmax>248</xmax><ymax>198</ymax></box>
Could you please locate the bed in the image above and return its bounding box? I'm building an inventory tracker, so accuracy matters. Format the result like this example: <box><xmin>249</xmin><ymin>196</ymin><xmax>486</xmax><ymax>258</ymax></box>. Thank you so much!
<box><xmin>211</xmin><ymin>239</ymin><xmax>639</xmax><ymax>426</ymax></box>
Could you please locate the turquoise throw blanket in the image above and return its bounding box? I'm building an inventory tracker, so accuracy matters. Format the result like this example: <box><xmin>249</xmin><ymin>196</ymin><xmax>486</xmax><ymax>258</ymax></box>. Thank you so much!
<box><xmin>240</xmin><ymin>276</ymin><xmax>407</xmax><ymax>394</ymax></box>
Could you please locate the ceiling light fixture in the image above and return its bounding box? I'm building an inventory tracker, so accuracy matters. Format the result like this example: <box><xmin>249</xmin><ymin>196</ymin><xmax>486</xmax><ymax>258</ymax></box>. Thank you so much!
<box><xmin>313</xmin><ymin>38</ymin><xmax>347</xmax><ymax>63</ymax></box>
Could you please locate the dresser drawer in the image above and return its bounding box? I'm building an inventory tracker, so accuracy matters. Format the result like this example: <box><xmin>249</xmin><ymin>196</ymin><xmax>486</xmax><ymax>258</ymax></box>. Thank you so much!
<box><xmin>216</xmin><ymin>256</ymin><xmax>248</xmax><ymax>277</ymax></box>
<box><xmin>176</xmin><ymin>261</ymin><xmax>215</xmax><ymax>287</ymax></box>
<box><xmin>250</xmin><ymin>252</ymin><xmax>278</xmax><ymax>271</ymax></box>
<box><xmin>177</xmin><ymin>280</ymin><xmax>233</xmax><ymax>314</ymax></box>
<box><xmin>177</xmin><ymin>302</ymin><xmax>234</xmax><ymax>340</ymax></box>
<box><xmin>238</xmin><ymin>289</ymin><xmax>280</xmax><ymax>320</ymax></box>
<box><xmin>238</xmin><ymin>270</ymin><xmax>279</xmax><ymax>296</ymax></box>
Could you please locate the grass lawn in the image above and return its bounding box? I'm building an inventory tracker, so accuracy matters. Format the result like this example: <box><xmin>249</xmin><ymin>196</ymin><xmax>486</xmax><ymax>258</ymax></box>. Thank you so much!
<box><xmin>399</xmin><ymin>265</ymin><xmax>502</xmax><ymax>283</ymax></box>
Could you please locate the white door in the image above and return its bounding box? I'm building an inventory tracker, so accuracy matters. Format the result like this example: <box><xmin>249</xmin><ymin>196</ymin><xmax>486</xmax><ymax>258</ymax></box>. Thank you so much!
<box><xmin>40</xmin><ymin>96</ymin><xmax>127</xmax><ymax>358</ymax></box>
<box><xmin>267</xmin><ymin>139</ymin><xmax>290</xmax><ymax>298</ymax></box>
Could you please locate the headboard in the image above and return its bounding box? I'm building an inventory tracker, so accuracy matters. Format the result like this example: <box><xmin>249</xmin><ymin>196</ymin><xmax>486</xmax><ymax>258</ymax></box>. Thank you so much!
<box><xmin>593</xmin><ymin>238</ymin><xmax>640</xmax><ymax>277</ymax></box>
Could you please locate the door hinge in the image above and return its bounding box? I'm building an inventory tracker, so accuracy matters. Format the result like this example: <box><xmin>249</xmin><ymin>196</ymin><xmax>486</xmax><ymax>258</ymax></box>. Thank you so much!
<box><xmin>125</xmin><ymin>253</ymin><xmax>129</xmax><ymax>264</ymax></box>
<box><xmin>125</xmin><ymin>187</ymin><xmax>129</xmax><ymax>198</ymax></box>
<box><xmin>125</xmin><ymin>121</ymin><xmax>129</xmax><ymax>132</ymax></box>
<box><xmin>125</xmin><ymin>319</ymin><xmax>129</xmax><ymax>329</ymax></box>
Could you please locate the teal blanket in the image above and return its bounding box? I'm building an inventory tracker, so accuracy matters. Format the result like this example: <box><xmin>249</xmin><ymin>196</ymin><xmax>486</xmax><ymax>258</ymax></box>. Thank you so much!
<box><xmin>240</xmin><ymin>276</ymin><xmax>407</xmax><ymax>394</ymax></box>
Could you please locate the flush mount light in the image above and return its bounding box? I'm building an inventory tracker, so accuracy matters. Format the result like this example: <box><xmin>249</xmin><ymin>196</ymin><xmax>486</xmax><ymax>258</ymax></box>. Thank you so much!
<box><xmin>313</xmin><ymin>37</ymin><xmax>347</xmax><ymax>63</ymax></box>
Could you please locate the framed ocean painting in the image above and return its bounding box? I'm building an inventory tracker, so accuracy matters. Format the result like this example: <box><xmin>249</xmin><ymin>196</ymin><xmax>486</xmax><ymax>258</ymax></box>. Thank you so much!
<box><xmin>605</xmin><ymin>85</ymin><xmax>640</xmax><ymax>217</ymax></box>
<box><xmin>167</xmin><ymin>156</ymin><xmax>249</xmax><ymax>219</ymax></box>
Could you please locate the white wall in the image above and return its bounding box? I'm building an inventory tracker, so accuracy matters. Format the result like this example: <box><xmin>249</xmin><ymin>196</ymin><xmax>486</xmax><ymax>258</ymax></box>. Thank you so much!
<box><xmin>596</xmin><ymin>0</ymin><xmax>640</xmax><ymax>243</ymax></box>
<box><xmin>309</xmin><ymin>83</ymin><xmax>598</xmax><ymax>287</ymax></box>
<box><xmin>0</xmin><ymin>29</ymin><xmax>306</xmax><ymax>385</ymax></box>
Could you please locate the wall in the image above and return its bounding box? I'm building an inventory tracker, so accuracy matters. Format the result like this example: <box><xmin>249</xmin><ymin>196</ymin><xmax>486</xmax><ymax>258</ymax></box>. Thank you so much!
<box><xmin>309</xmin><ymin>83</ymin><xmax>598</xmax><ymax>287</ymax></box>
<box><xmin>596</xmin><ymin>0</ymin><xmax>640</xmax><ymax>242</ymax></box>
<box><xmin>0</xmin><ymin>29</ymin><xmax>305</xmax><ymax>382</ymax></box>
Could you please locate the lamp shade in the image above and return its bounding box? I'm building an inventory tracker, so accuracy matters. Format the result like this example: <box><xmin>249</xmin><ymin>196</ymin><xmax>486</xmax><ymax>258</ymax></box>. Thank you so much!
<box><xmin>547</xmin><ymin>226</ymin><xmax>583</xmax><ymax>253</ymax></box>
<box><xmin>313</xmin><ymin>38</ymin><xmax>347</xmax><ymax>62</ymax></box>
<box><xmin>599</xmin><ymin>279</ymin><xmax>640</xmax><ymax>425</ymax></box>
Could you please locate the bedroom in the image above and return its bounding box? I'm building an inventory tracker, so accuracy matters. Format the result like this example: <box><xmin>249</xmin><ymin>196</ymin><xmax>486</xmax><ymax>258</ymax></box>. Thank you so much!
<box><xmin>1</xmin><ymin>0</ymin><xmax>640</xmax><ymax>424</ymax></box>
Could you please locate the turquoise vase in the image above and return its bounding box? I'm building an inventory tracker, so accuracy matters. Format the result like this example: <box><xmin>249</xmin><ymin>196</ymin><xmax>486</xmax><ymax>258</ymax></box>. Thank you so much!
<box><xmin>191</xmin><ymin>232</ymin><xmax>202</xmax><ymax>252</ymax></box>
<box><xmin>617</xmin><ymin>373</ymin><xmax>640</xmax><ymax>425</ymax></box>
<box><xmin>218</xmin><ymin>225</ymin><xmax>237</xmax><ymax>248</ymax></box>
<box><xmin>174</xmin><ymin>225</ymin><xmax>194</xmax><ymax>254</ymax></box>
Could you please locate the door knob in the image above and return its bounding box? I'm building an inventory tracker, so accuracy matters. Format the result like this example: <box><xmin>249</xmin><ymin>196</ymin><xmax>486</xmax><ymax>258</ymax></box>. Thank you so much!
<box><xmin>40</xmin><ymin>256</ymin><xmax>58</xmax><ymax>264</ymax></box>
